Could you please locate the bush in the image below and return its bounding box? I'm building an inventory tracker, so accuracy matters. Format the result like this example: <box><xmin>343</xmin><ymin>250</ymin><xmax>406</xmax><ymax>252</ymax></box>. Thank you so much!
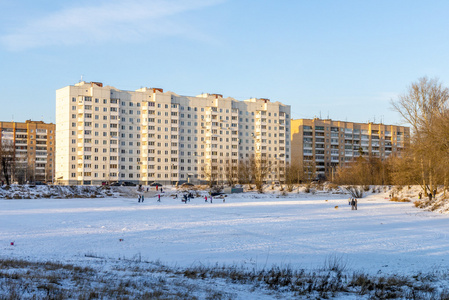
<box><xmin>414</xmin><ymin>200</ymin><xmax>425</xmax><ymax>208</ymax></box>
<box><xmin>390</xmin><ymin>197</ymin><xmax>411</xmax><ymax>202</ymax></box>
<box><xmin>346</xmin><ymin>186</ymin><xmax>364</xmax><ymax>198</ymax></box>
<box><xmin>304</xmin><ymin>184</ymin><xmax>311</xmax><ymax>193</ymax></box>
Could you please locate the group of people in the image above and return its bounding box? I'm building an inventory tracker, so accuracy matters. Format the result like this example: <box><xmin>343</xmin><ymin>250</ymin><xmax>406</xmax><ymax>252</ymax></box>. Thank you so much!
<box><xmin>182</xmin><ymin>193</ymin><xmax>193</xmax><ymax>203</ymax></box>
<box><xmin>137</xmin><ymin>193</ymin><xmax>160</xmax><ymax>203</ymax></box>
<box><xmin>137</xmin><ymin>190</ymin><xmax>221</xmax><ymax>204</ymax></box>
<box><xmin>177</xmin><ymin>192</ymin><xmax>217</xmax><ymax>204</ymax></box>
<box><xmin>349</xmin><ymin>197</ymin><xmax>358</xmax><ymax>210</ymax></box>
<box><xmin>418</xmin><ymin>189</ymin><xmax>437</xmax><ymax>201</ymax></box>
<box><xmin>137</xmin><ymin>194</ymin><xmax>145</xmax><ymax>203</ymax></box>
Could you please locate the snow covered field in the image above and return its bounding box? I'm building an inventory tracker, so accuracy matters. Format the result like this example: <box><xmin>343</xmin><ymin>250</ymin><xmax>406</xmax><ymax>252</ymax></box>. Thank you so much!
<box><xmin>2</xmin><ymin>189</ymin><xmax>449</xmax><ymax>276</ymax></box>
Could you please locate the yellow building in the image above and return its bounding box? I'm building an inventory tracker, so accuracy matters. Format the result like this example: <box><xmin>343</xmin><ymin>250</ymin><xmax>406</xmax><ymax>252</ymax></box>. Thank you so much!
<box><xmin>0</xmin><ymin>120</ymin><xmax>55</xmax><ymax>183</ymax></box>
<box><xmin>291</xmin><ymin>118</ymin><xmax>410</xmax><ymax>180</ymax></box>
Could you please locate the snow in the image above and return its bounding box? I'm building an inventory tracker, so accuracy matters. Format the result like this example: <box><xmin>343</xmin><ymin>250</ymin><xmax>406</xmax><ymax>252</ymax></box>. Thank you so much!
<box><xmin>2</xmin><ymin>187</ymin><xmax>449</xmax><ymax>276</ymax></box>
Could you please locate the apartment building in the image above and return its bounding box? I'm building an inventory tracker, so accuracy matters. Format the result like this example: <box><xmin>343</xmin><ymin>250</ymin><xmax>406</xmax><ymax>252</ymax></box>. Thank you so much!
<box><xmin>291</xmin><ymin>118</ymin><xmax>410</xmax><ymax>179</ymax></box>
<box><xmin>0</xmin><ymin>120</ymin><xmax>55</xmax><ymax>183</ymax></box>
<box><xmin>56</xmin><ymin>81</ymin><xmax>291</xmax><ymax>185</ymax></box>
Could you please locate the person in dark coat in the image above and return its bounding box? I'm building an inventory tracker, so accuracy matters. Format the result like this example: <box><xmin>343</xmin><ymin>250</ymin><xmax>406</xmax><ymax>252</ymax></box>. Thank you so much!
<box><xmin>351</xmin><ymin>198</ymin><xmax>355</xmax><ymax>210</ymax></box>
<box><xmin>354</xmin><ymin>198</ymin><xmax>358</xmax><ymax>210</ymax></box>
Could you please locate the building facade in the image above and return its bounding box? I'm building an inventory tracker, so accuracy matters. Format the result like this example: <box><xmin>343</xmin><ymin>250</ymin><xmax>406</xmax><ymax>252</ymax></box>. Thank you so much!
<box><xmin>291</xmin><ymin>118</ymin><xmax>410</xmax><ymax>180</ymax></box>
<box><xmin>56</xmin><ymin>81</ymin><xmax>291</xmax><ymax>185</ymax></box>
<box><xmin>0</xmin><ymin>120</ymin><xmax>55</xmax><ymax>183</ymax></box>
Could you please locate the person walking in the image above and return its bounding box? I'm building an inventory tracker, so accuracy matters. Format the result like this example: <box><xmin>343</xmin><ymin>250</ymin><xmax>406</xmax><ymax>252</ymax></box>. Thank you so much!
<box><xmin>210</xmin><ymin>196</ymin><xmax>213</xmax><ymax>203</ymax></box>
<box><xmin>205</xmin><ymin>196</ymin><xmax>208</xmax><ymax>202</ymax></box>
<box><xmin>157</xmin><ymin>194</ymin><xmax>161</xmax><ymax>202</ymax></box>
<box><xmin>354</xmin><ymin>198</ymin><xmax>358</xmax><ymax>210</ymax></box>
<box><xmin>351</xmin><ymin>198</ymin><xmax>355</xmax><ymax>210</ymax></box>
<box><xmin>141</xmin><ymin>195</ymin><xmax>144</xmax><ymax>203</ymax></box>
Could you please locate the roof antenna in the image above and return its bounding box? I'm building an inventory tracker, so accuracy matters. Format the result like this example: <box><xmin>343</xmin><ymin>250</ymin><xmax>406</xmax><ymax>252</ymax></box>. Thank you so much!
<box><xmin>319</xmin><ymin>111</ymin><xmax>321</xmax><ymax>119</ymax></box>
<box><xmin>80</xmin><ymin>75</ymin><xmax>83</xmax><ymax>82</ymax></box>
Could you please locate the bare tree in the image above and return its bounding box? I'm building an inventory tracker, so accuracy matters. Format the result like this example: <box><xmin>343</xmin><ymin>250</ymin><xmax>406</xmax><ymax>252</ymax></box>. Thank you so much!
<box><xmin>13</xmin><ymin>152</ymin><xmax>28</xmax><ymax>184</ymax></box>
<box><xmin>333</xmin><ymin>156</ymin><xmax>391</xmax><ymax>186</ymax></box>
<box><xmin>0</xmin><ymin>140</ymin><xmax>15</xmax><ymax>185</ymax></box>
<box><xmin>391</xmin><ymin>77</ymin><xmax>449</xmax><ymax>195</ymax></box>
<box><xmin>285</xmin><ymin>162</ymin><xmax>300</xmax><ymax>192</ymax></box>
<box><xmin>238</xmin><ymin>159</ymin><xmax>252</xmax><ymax>186</ymax></box>
<box><xmin>300</xmin><ymin>159</ymin><xmax>316</xmax><ymax>183</ymax></box>
<box><xmin>224</xmin><ymin>158</ymin><xmax>238</xmax><ymax>187</ymax></box>
<box><xmin>250</xmin><ymin>156</ymin><xmax>272</xmax><ymax>193</ymax></box>
<box><xmin>200</xmin><ymin>163</ymin><xmax>218</xmax><ymax>188</ymax></box>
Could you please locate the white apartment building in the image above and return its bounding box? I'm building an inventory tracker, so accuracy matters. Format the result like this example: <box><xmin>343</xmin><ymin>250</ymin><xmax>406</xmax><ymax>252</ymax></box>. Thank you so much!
<box><xmin>56</xmin><ymin>81</ymin><xmax>291</xmax><ymax>185</ymax></box>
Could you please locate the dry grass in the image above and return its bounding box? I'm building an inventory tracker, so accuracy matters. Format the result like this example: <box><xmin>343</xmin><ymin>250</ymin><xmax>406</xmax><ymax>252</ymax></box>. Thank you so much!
<box><xmin>390</xmin><ymin>196</ymin><xmax>411</xmax><ymax>202</ymax></box>
<box><xmin>2</xmin><ymin>257</ymin><xmax>448</xmax><ymax>299</ymax></box>
<box><xmin>414</xmin><ymin>200</ymin><xmax>425</xmax><ymax>208</ymax></box>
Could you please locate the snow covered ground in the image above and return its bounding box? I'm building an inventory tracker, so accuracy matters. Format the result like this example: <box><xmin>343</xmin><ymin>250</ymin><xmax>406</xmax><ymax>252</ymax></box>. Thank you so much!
<box><xmin>2</xmin><ymin>188</ymin><xmax>449</xmax><ymax>276</ymax></box>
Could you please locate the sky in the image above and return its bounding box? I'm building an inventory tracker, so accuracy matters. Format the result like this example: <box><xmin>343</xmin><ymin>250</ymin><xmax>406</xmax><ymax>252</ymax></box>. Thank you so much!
<box><xmin>1</xmin><ymin>0</ymin><xmax>449</xmax><ymax>126</ymax></box>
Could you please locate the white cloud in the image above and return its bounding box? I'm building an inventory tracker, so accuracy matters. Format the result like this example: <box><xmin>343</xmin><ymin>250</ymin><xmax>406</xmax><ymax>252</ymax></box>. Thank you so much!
<box><xmin>1</xmin><ymin>0</ymin><xmax>223</xmax><ymax>50</ymax></box>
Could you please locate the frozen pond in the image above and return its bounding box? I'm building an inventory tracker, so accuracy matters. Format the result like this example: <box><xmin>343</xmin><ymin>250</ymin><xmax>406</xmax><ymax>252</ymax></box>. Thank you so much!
<box><xmin>2</xmin><ymin>192</ymin><xmax>449</xmax><ymax>274</ymax></box>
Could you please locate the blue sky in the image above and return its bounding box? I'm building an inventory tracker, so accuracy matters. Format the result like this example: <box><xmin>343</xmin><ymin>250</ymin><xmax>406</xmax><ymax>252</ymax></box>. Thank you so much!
<box><xmin>1</xmin><ymin>0</ymin><xmax>449</xmax><ymax>125</ymax></box>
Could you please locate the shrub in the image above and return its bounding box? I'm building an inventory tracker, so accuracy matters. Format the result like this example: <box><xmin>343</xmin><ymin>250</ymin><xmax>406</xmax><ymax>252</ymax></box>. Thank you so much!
<box><xmin>346</xmin><ymin>186</ymin><xmax>364</xmax><ymax>198</ymax></box>
<box><xmin>304</xmin><ymin>184</ymin><xmax>311</xmax><ymax>193</ymax></box>
<box><xmin>390</xmin><ymin>197</ymin><xmax>411</xmax><ymax>202</ymax></box>
<box><xmin>414</xmin><ymin>200</ymin><xmax>425</xmax><ymax>208</ymax></box>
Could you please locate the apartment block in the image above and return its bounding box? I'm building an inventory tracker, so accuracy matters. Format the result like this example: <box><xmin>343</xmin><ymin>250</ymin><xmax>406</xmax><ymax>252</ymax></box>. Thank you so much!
<box><xmin>291</xmin><ymin>118</ymin><xmax>410</xmax><ymax>179</ymax></box>
<box><xmin>56</xmin><ymin>81</ymin><xmax>291</xmax><ymax>185</ymax></box>
<box><xmin>0</xmin><ymin>120</ymin><xmax>55</xmax><ymax>183</ymax></box>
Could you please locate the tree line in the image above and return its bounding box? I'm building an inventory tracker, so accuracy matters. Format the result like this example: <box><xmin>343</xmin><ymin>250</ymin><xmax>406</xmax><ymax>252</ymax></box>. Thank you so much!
<box><xmin>332</xmin><ymin>77</ymin><xmax>449</xmax><ymax>195</ymax></box>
